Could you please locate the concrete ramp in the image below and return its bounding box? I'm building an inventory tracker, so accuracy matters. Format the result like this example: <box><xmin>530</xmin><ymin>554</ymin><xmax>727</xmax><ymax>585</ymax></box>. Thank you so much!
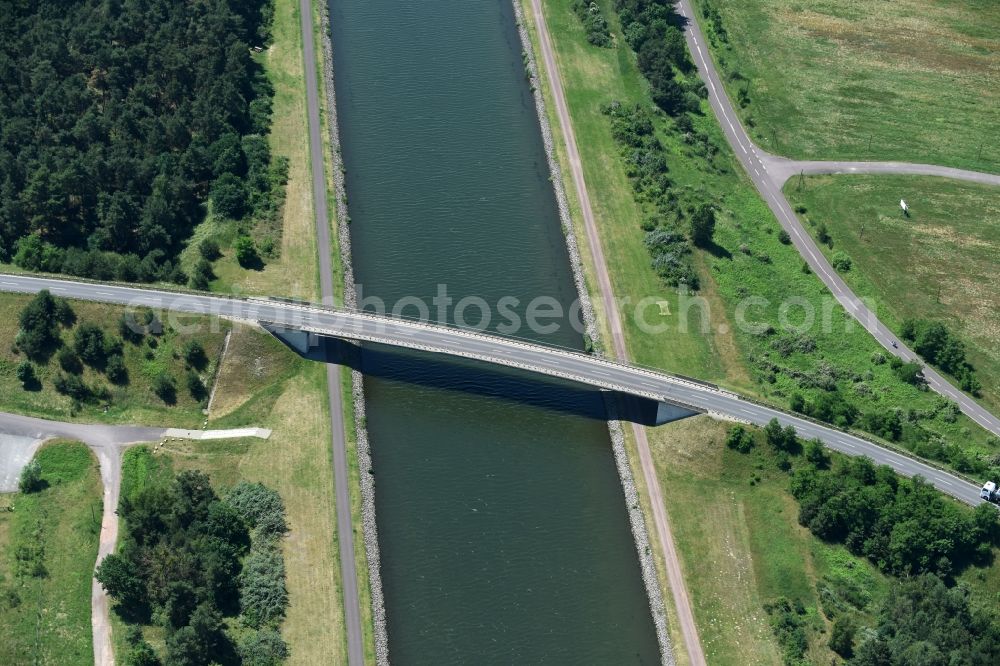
<box><xmin>0</xmin><ymin>433</ymin><xmax>44</xmax><ymax>492</ymax></box>
<box><xmin>163</xmin><ymin>427</ymin><xmax>272</xmax><ymax>440</ymax></box>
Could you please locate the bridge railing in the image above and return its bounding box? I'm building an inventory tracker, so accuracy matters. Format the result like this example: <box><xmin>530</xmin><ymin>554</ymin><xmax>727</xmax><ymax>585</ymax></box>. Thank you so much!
<box><xmin>0</xmin><ymin>273</ymin><xmax>981</xmax><ymax>492</ymax></box>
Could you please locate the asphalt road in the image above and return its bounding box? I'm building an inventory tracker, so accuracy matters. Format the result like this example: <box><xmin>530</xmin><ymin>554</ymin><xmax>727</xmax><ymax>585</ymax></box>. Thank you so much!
<box><xmin>673</xmin><ymin>0</ymin><xmax>1000</xmax><ymax>441</ymax></box>
<box><xmin>0</xmin><ymin>274</ymin><xmax>989</xmax><ymax>512</ymax></box>
<box><xmin>761</xmin><ymin>154</ymin><xmax>1000</xmax><ymax>188</ymax></box>
<box><xmin>527</xmin><ymin>0</ymin><xmax>702</xmax><ymax>662</ymax></box>
<box><xmin>298</xmin><ymin>1</ymin><xmax>366</xmax><ymax>663</ymax></box>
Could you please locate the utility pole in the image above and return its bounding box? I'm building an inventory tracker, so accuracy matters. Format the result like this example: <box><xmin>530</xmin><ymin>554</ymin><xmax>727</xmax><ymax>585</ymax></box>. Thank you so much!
<box><xmin>868</xmin><ymin>133</ymin><xmax>873</xmax><ymax>152</ymax></box>
<box><xmin>797</xmin><ymin>169</ymin><xmax>804</xmax><ymax>191</ymax></box>
<box><xmin>977</xmin><ymin>143</ymin><xmax>983</xmax><ymax>161</ymax></box>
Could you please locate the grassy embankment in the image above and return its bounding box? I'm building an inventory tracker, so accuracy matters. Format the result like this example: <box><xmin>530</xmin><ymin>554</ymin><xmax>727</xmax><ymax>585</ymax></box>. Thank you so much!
<box><xmin>522</xmin><ymin>0</ymin><xmax>1000</xmax><ymax>661</ymax></box>
<box><xmin>110</xmin><ymin>322</ymin><xmax>350</xmax><ymax>665</ymax></box>
<box><xmin>786</xmin><ymin>175</ymin><xmax>1000</xmax><ymax>413</ymax></box>
<box><xmin>0</xmin><ymin>441</ymin><xmax>102</xmax><ymax>665</ymax></box>
<box><xmin>690</xmin><ymin>0</ymin><xmax>1000</xmax><ymax>172</ymax></box>
<box><xmin>0</xmin><ymin>295</ymin><xmax>228</xmax><ymax>428</ymax></box>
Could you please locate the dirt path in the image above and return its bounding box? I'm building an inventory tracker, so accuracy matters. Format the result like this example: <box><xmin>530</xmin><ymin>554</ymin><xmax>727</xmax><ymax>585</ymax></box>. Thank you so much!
<box><xmin>0</xmin><ymin>411</ymin><xmax>272</xmax><ymax>665</ymax></box>
<box><xmin>525</xmin><ymin>1</ymin><xmax>706</xmax><ymax>663</ymax></box>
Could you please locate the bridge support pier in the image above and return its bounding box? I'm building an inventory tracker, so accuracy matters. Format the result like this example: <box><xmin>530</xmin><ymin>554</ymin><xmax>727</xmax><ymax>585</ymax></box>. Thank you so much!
<box><xmin>654</xmin><ymin>401</ymin><xmax>701</xmax><ymax>426</ymax></box>
<box><xmin>263</xmin><ymin>324</ymin><xmax>361</xmax><ymax>367</ymax></box>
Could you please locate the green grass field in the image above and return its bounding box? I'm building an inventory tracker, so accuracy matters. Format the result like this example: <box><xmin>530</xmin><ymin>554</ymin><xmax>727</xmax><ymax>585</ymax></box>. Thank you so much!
<box><xmin>692</xmin><ymin>0</ymin><xmax>1000</xmax><ymax>172</ymax></box>
<box><xmin>526</xmin><ymin>0</ymin><xmax>997</xmax><ymax>475</ymax></box>
<box><xmin>0</xmin><ymin>294</ymin><xmax>229</xmax><ymax>427</ymax></box>
<box><xmin>786</xmin><ymin>175</ymin><xmax>1000</xmax><ymax>412</ymax></box>
<box><xmin>0</xmin><ymin>441</ymin><xmax>102</xmax><ymax>666</ymax></box>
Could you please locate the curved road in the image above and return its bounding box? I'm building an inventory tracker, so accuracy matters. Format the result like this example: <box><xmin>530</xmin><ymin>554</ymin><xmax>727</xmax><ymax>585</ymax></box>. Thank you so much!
<box><xmin>673</xmin><ymin>0</ymin><xmax>1000</xmax><ymax>440</ymax></box>
<box><xmin>761</xmin><ymin>154</ymin><xmax>1000</xmax><ymax>188</ymax></box>
<box><xmin>0</xmin><ymin>274</ymin><xmax>989</xmax><ymax>511</ymax></box>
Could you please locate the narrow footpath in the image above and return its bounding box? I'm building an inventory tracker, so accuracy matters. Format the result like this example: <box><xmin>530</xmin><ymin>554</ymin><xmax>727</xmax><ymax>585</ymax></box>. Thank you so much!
<box><xmin>527</xmin><ymin>1</ymin><xmax>706</xmax><ymax>664</ymax></box>
<box><xmin>297</xmin><ymin>1</ymin><xmax>365</xmax><ymax>664</ymax></box>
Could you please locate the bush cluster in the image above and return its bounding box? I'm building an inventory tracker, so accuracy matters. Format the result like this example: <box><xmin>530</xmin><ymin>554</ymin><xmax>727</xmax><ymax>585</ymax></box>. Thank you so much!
<box><xmin>603</xmin><ymin>102</ymin><xmax>699</xmax><ymax>288</ymax></box>
<box><xmin>901</xmin><ymin>318</ymin><xmax>981</xmax><ymax>394</ymax></box>
<box><xmin>791</xmin><ymin>456</ymin><xmax>1000</xmax><ymax>577</ymax></box>
<box><xmin>96</xmin><ymin>469</ymin><xmax>290</xmax><ymax>665</ymax></box>
<box><xmin>571</xmin><ymin>0</ymin><xmax>613</xmax><ymax>47</ymax></box>
<box><xmin>615</xmin><ymin>0</ymin><xmax>696</xmax><ymax>115</ymax></box>
<box><xmin>852</xmin><ymin>574</ymin><xmax>1000</xmax><ymax>664</ymax></box>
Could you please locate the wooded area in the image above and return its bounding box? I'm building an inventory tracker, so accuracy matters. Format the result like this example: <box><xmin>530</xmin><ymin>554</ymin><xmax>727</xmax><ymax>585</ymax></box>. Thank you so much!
<box><xmin>0</xmin><ymin>0</ymin><xmax>276</xmax><ymax>282</ymax></box>
<box><xmin>97</xmin><ymin>469</ymin><xmax>290</xmax><ymax>665</ymax></box>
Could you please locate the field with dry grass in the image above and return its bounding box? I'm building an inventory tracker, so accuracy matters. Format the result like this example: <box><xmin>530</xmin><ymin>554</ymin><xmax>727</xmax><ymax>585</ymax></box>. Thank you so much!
<box><xmin>695</xmin><ymin>0</ymin><xmax>1000</xmax><ymax>171</ymax></box>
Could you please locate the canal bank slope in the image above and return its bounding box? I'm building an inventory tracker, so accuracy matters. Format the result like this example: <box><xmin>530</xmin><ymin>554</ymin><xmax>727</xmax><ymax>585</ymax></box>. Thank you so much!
<box><xmin>518</xmin><ymin>0</ymin><xmax>706</xmax><ymax>663</ymax></box>
<box><xmin>513</xmin><ymin>2</ymin><xmax>674</xmax><ymax>663</ymax></box>
<box><xmin>314</xmin><ymin>1</ymin><xmax>384</xmax><ymax>663</ymax></box>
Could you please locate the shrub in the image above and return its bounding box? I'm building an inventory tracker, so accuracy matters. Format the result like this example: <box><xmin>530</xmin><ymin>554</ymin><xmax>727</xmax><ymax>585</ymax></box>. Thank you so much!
<box><xmin>689</xmin><ymin>203</ymin><xmax>716</xmax><ymax>247</ymax></box>
<box><xmin>151</xmin><ymin>372</ymin><xmax>176</xmax><ymax>404</ymax></box>
<box><xmin>725</xmin><ymin>425</ymin><xmax>754</xmax><ymax>453</ymax></box>
<box><xmin>239</xmin><ymin>546</ymin><xmax>288</xmax><ymax>628</ymax></box>
<box><xmin>804</xmin><ymin>439</ymin><xmax>830</xmax><ymax>469</ymax></box>
<box><xmin>227</xmin><ymin>483</ymin><xmax>288</xmax><ymax>538</ymax></box>
<box><xmin>18</xmin><ymin>459</ymin><xmax>43</xmax><ymax>493</ymax></box>
<box><xmin>54</xmin><ymin>373</ymin><xmax>90</xmax><ymax>401</ymax></box>
<box><xmin>189</xmin><ymin>259</ymin><xmax>214</xmax><ymax>290</ymax></box>
<box><xmin>571</xmin><ymin>0</ymin><xmax>612</xmax><ymax>47</ymax></box>
<box><xmin>211</xmin><ymin>173</ymin><xmax>248</xmax><ymax>219</ymax></box>
<box><xmin>234</xmin><ymin>236</ymin><xmax>260</xmax><ymax>268</ymax></box>
<box><xmin>239</xmin><ymin>629</ymin><xmax>289</xmax><ymax>666</ymax></box>
<box><xmin>17</xmin><ymin>290</ymin><xmax>72</xmax><ymax>360</ymax></box>
<box><xmin>182</xmin><ymin>340</ymin><xmax>208</xmax><ymax>370</ymax></box>
<box><xmin>777</xmin><ymin>229</ymin><xmax>791</xmax><ymax>244</ymax></box>
<box><xmin>829</xmin><ymin>615</ymin><xmax>856</xmax><ymax>658</ymax></box>
<box><xmin>15</xmin><ymin>360</ymin><xmax>37</xmax><ymax>388</ymax></box>
<box><xmin>894</xmin><ymin>361</ymin><xmax>924</xmax><ymax>386</ymax></box>
<box><xmin>106</xmin><ymin>354</ymin><xmax>128</xmax><ymax>385</ymax></box>
<box><xmin>764</xmin><ymin>597</ymin><xmax>808</xmax><ymax>663</ymax></box>
<box><xmin>58</xmin><ymin>347</ymin><xmax>83</xmax><ymax>374</ymax></box>
<box><xmin>816</xmin><ymin>222</ymin><xmax>831</xmax><ymax>247</ymax></box>
<box><xmin>73</xmin><ymin>323</ymin><xmax>107</xmax><ymax>367</ymax></box>
<box><xmin>831</xmin><ymin>251</ymin><xmax>852</xmax><ymax>272</ymax></box>
<box><xmin>198</xmin><ymin>238</ymin><xmax>221</xmax><ymax>261</ymax></box>
<box><xmin>187</xmin><ymin>372</ymin><xmax>207</xmax><ymax>402</ymax></box>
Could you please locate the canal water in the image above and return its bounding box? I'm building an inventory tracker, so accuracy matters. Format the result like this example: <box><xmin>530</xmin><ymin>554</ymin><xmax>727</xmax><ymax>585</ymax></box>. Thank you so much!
<box><xmin>329</xmin><ymin>0</ymin><xmax>660</xmax><ymax>661</ymax></box>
